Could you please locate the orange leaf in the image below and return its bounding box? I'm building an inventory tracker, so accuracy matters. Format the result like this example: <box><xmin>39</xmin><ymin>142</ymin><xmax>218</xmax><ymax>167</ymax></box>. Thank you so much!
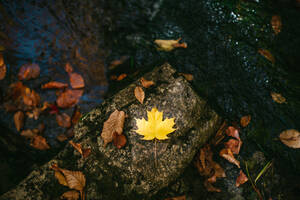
<box><xmin>20</xmin><ymin>129</ymin><xmax>37</xmax><ymax>139</ymax></box>
<box><xmin>225</xmin><ymin>139</ymin><xmax>242</xmax><ymax>155</ymax></box>
<box><xmin>101</xmin><ymin>110</ymin><xmax>126</xmax><ymax>147</ymax></box>
<box><xmin>65</xmin><ymin>62</ymin><xmax>74</xmax><ymax>73</ymax></box>
<box><xmin>56</xmin><ymin>89</ymin><xmax>83</xmax><ymax>108</ymax></box>
<box><xmin>69</xmin><ymin>73</ymin><xmax>85</xmax><ymax>89</ymax></box>
<box><xmin>69</xmin><ymin>140</ymin><xmax>83</xmax><ymax>155</ymax></box>
<box><xmin>14</xmin><ymin>111</ymin><xmax>24</xmax><ymax>131</ymax></box>
<box><xmin>22</xmin><ymin>88</ymin><xmax>40</xmax><ymax>107</ymax></box>
<box><xmin>108</xmin><ymin>56</ymin><xmax>128</xmax><ymax>70</ymax></box>
<box><xmin>258</xmin><ymin>49</ymin><xmax>275</xmax><ymax>64</ymax></box>
<box><xmin>219</xmin><ymin>148</ymin><xmax>240</xmax><ymax>168</ymax></box>
<box><xmin>41</xmin><ymin>81</ymin><xmax>68</xmax><ymax>89</ymax></box>
<box><xmin>61</xmin><ymin>190</ymin><xmax>79</xmax><ymax>200</ymax></box>
<box><xmin>279</xmin><ymin>129</ymin><xmax>300</xmax><ymax>148</ymax></box>
<box><xmin>0</xmin><ymin>53</ymin><xmax>6</xmax><ymax>80</ymax></box>
<box><xmin>164</xmin><ymin>195</ymin><xmax>186</xmax><ymax>200</ymax></box>
<box><xmin>271</xmin><ymin>92</ymin><xmax>286</xmax><ymax>104</ymax></box>
<box><xmin>116</xmin><ymin>73</ymin><xmax>127</xmax><ymax>81</ymax></box>
<box><xmin>0</xmin><ymin>53</ymin><xmax>4</xmax><ymax>66</ymax></box>
<box><xmin>134</xmin><ymin>86</ymin><xmax>145</xmax><ymax>104</ymax></box>
<box><xmin>56</xmin><ymin>113</ymin><xmax>71</xmax><ymax>128</ymax></box>
<box><xmin>30</xmin><ymin>135</ymin><xmax>50</xmax><ymax>150</ymax></box>
<box><xmin>60</xmin><ymin>169</ymin><xmax>86</xmax><ymax>191</ymax></box>
<box><xmin>140</xmin><ymin>77</ymin><xmax>155</xmax><ymax>88</ymax></box>
<box><xmin>55</xmin><ymin>171</ymin><xmax>69</xmax><ymax>187</ymax></box>
<box><xmin>236</xmin><ymin>170</ymin><xmax>248</xmax><ymax>187</ymax></box>
<box><xmin>18</xmin><ymin>63</ymin><xmax>40</xmax><ymax>80</ymax></box>
<box><xmin>271</xmin><ymin>15</ymin><xmax>282</xmax><ymax>35</ymax></box>
<box><xmin>26</xmin><ymin>107</ymin><xmax>41</xmax><ymax>120</ymax></box>
<box><xmin>178</xmin><ymin>73</ymin><xmax>193</xmax><ymax>81</ymax></box>
<box><xmin>113</xmin><ymin>132</ymin><xmax>127</xmax><ymax>149</ymax></box>
<box><xmin>71</xmin><ymin>106</ymin><xmax>81</xmax><ymax>125</ymax></box>
<box><xmin>225</xmin><ymin>126</ymin><xmax>240</xmax><ymax>140</ymax></box>
<box><xmin>240</xmin><ymin>115</ymin><xmax>251</xmax><ymax>127</ymax></box>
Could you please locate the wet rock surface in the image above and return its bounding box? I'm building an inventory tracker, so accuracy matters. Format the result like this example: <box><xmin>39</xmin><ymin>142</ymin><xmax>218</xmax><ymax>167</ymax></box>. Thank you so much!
<box><xmin>0</xmin><ymin>63</ymin><xmax>222</xmax><ymax>200</ymax></box>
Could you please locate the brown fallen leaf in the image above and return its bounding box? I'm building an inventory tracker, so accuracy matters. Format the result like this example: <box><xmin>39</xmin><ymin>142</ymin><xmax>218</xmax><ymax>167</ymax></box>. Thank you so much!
<box><xmin>56</xmin><ymin>133</ymin><xmax>68</xmax><ymax>142</ymax></box>
<box><xmin>154</xmin><ymin>38</ymin><xmax>187</xmax><ymax>51</ymax></box>
<box><xmin>55</xmin><ymin>171</ymin><xmax>68</xmax><ymax>187</ymax></box>
<box><xmin>165</xmin><ymin>195</ymin><xmax>186</xmax><ymax>200</ymax></box>
<box><xmin>69</xmin><ymin>73</ymin><xmax>85</xmax><ymax>89</ymax></box>
<box><xmin>271</xmin><ymin>15</ymin><xmax>282</xmax><ymax>35</ymax></box>
<box><xmin>219</xmin><ymin>148</ymin><xmax>240</xmax><ymax>168</ymax></box>
<box><xmin>18</xmin><ymin>63</ymin><xmax>40</xmax><ymax>80</ymax></box>
<box><xmin>134</xmin><ymin>86</ymin><xmax>145</xmax><ymax>104</ymax></box>
<box><xmin>65</xmin><ymin>62</ymin><xmax>74</xmax><ymax>73</ymax></box>
<box><xmin>69</xmin><ymin>140</ymin><xmax>83</xmax><ymax>155</ymax></box>
<box><xmin>56</xmin><ymin>89</ymin><xmax>83</xmax><ymax>108</ymax></box>
<box><xmin>178</xmin><ymin>73</ymin><xmax>193</xmax><ymax>81</ymax></box>
<box><xmin>26</xmin><ymin>107</ymin><xmax>41</xmax><ymax>120</ymax></box>
<box><xmin>101</xmin><ymin>110</ymin><xmax>126</xmax><ymax>147</ymax></box>
<box><xmin>240</xmin><ymin>115</ymin><xmax>251</xmax><ymax>127</ymax></box>
<box><xmin>140</xmin><ymin>77</ymin><xmax>155</xmax><ymax>88</ymax></box>
<box><xmin>236</xmin><ymin>170</ymin><xmax>248</xmax><ymax>187</ymax></box>
<box><xmin>14</xmin><ymin>111</ymin><xmax>24</xmax><ymax>131</ymax></box>
<box><xmin>113</xmin><ymin>132</ymin><xmax>127</xmax><ymax>149</ymax></box>
<box><xmin>0</xmin><ymin>53</ymin><xmax>4</xmax><ymax>66</ymax></box>
<box><xmin>279</xmin><ymin>129</ymin><xmax>300</xmax><ymax>148</ymax></box>
<box><xmin>71</xmin><ymin>106</ymin><xmax>81</xmax><ymax>125</ymax></box>
<box><xmin>0</xmin><ymin>53</ymin><xmax>6</xmax><ymax>80</ymax></box>
<box><xmin>225</xmin><ymin>126</ymin><xmax>240</xmax><ymax>140</ymax></box>
<box><xmin>116</xmin><ymin>73</ymin><xmax>127</xmax><ymax>81</ymax></box>
<box><xmin>21</xmin><ymin>129</ymin><xmax>37</xmax><ymax>139</ymax></box>
<box><xmin>41</xmin><ymin>81</ymin><xmax>68</xmax><ymax>89</ymax></box>
<box><xmin>271</xmin><ymin>92</ymin><xmax>286</xmax><ymax>104</ymax></box>
<box><xmin>30</xmin><ymin>135</ymin><xmax>50</xmax><ymax>150</ymax></box>
<box><xmin>211</xmin><ymin>121</ymin><xmax>227</xmax><ymax>146</ymax></box>
<box><xmin>22</xmin><ymin>88</ymin><xmax>40</xmax><ymax>107</ymax></box>
<box><xmin>109</xmin><ymin>56</ymin><xmax>129</xmax><ymax>70</ymax></box>
<box><xmin>258</xmin><ymin>49</ymin><xmax>275</xmax><ymax>64</ymax></box>
<box><xmin>56</xmin><ymin>113</ymin><xmax>71</xmax><ymax>128</ymax></box>
<box><xmin>61</xmin><ymin>190</ymin><xmax>79</xmax><ymax>200</ymax></box>
<box><xmin>225</xmin><ymin>139</ymin><xmax>242</xmax><ymax>155</ymax></box>
<box><xmin>204</xmin><ymin>179</ymin><xmax>221</xmax><ymax>192</ymax></box>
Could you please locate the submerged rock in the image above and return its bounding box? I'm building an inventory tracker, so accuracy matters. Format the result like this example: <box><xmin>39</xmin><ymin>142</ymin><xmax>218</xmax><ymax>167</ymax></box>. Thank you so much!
<box><xmin>0</xmin><ymin>63</ymin><xmax>222</xmax><ymax>200</ymax></box>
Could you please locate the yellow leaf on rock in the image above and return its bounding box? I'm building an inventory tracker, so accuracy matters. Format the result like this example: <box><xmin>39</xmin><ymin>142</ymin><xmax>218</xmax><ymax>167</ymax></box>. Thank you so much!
<box><xmin>135</xmin><ymin>107</ymin><xmax>176</xmax><ymax>140</ymax></box>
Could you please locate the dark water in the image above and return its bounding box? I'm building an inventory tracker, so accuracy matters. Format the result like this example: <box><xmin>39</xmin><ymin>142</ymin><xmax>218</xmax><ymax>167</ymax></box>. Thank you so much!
<box><xmin>0</xmin><ymin>0</ymin><xmax>299</xmax><ymax>198</ymax></box>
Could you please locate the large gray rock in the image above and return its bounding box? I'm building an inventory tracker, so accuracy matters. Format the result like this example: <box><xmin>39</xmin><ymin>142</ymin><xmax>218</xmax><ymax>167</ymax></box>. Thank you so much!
<box><xmin>0</xmin><ymin>63</ymin><xmax>222</xmax><ymax>200</ymax></box>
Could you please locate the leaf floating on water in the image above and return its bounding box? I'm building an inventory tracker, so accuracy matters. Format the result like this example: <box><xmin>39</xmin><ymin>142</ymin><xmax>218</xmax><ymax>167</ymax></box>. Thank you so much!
<box><xmin>101</xmin><ymin>110</ymin><xmax>126</xmax><ymax>147</ymax></box>
<box><xmin>135</xmin><ymin>107</ymin><xmax>176</xmax><ymax>140</ymax></box>
<box><xmin>61</xmin><ymin>190</ymin><xmax>79</xmax><ymax>200</ymax></box>
<box><xmin>116</xmin><ymin>73</ymin><xmax>127</xmax><ymax>81</ymax></box>
<box><xmin>71</xmin><ymin>106</ymin><xmax>81</xmax><ymax>125</ymax></box>
<box><xmin>178</xmin><ymin>73</ymin><xmax>193</xmax><ymax>81</ymax></box>
<box><xmin>30</xmin><ymin>135</ymin><xmax>50</xmax><ymax>150</ymax></box>
<box><xmin>219</xmin><ymin>148</ymin><xmax>240</xmax><ymax>168</ymax></box>
<box><xmin>109</xmin><ymin>56</ymin><xmax>129</xmax><ymax>70</ymax></box>
<box><xmin>56</xmin><ymin>113</ymin><xmax>71</xmax><ymax>128</ymax></box>
<box><xmin>140</xmin><ymin>77</ymin><xmax>155</xmax><ymax>88</ymax></box>
<box><xmin>279</xmin><ymin>129</ymin><xmax>300</xmax><ymax>148</ymax></box>
<box><xmin>236</xmin><ymin>170</ymin><xmax>248</xmax><ymax>187</ymax></box>
<box><xmin>271</xmin><ymin>92</ymin><xmax>286</xmax><ymax>104</ymax></box>
<box><xmin>56</xmin><ymin>89</ymin><xmax>83</xmax><ymax>108</ymax></box>
<box><xmin>65</xmin><ymin>62</ymin><xmax>74</xmax><ymax>73</ymax></box>
<box><xmin>164</xmin><ymin>195</ymin><xmax>186</xmax><ymax>200</ymax></box>
<box><xmin>258</xmin><ymin>49</ymin><xmax>275</xmax><ymax>64</ymax></box>
<box><xmin>21</xmin><ymin>129</ymin><xmax>37</xmax><ymax>139</ymax></box>
<box><xmin>240</xmin><ymin>115</ymin><xmax>251</xmax><ymax>127</ymax></box>
<box><xmin>154</xmin><ymin>38</ymin><xmax>187</xmax><ymax>51</ymax></box>
<box><xmin>134</xmin><ymin>86</ymin><xmax>145</xmax><ymax>104</ymax></box>
<box><xmin>18</xmin><ymin>63</ymin><xmax>40</xmax><ymax>80</ymax></box>
<box><xmin>22</xmin><ymin>88</ymin><xmax>40</xmax><ymax>107</ymax></box>
<box><xmin>56</xmin><ymin>133</ymin><xmax>68</xmax><ymax>142</ymax></box>
<box><xmin>0</xmin><ymin>53</ymin><xmax>6</xmax><ymax>80</ymax></box>
<box><xmin>14</xmin><ymin>111</ymin><xmax>24</xmax><ymax>131</ymax></box>
<box><xmin>69</xmin><ymin>73</ymin><xmax>85</xmax><ymax>89</ymax></box>
<box><xmin>41</xmin><ymin>81</ymin><xmax>68</xmax><ymax>89</ymax></box>
<box><xmin>271</xmin><ymin>15</ymin><xmax>282</xmax><ymax>35</ymax></box>
<box><xmin>0</xmin><ymin>53</ymin><xmax>4</xmax><ymax>66</ymax></box>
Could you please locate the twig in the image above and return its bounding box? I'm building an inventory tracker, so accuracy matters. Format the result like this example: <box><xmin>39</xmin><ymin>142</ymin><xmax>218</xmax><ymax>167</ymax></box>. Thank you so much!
<box><xmin>245</xmin><ymin>162</ymin><xmax>263</xmax><ymax>200</ymax></box>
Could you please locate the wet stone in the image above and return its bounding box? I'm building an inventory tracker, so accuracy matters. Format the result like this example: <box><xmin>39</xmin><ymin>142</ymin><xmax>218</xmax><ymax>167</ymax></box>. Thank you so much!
<box><xmin>0</xmin><ymin>63</ymin><xmax>222</xmax><ymax>200</ymax></box>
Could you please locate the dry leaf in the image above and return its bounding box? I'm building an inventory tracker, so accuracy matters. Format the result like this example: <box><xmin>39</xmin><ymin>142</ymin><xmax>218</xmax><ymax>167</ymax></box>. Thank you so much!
<box><xmin>56</xmin><ymin>89</ymin><xmax>83</xmax><ymax>108</ymax></box>
<box><xmin>225</xmin><ymin>126</ymin><xmax>240</xmax><ymax>140</ymax></box>
<box><xmin>219</xmin><ymin>148</ymin><xmax>240</xmax><ymax>168</ymax></box>
<box><xmin>61</xmin><ymin>190</ymin><xmax>79</xmax><ymax>200</ymax></box>
<box><xmin>22</xmin><ymin>88</ymin><xmax>40</xmax><ymax>107</ymax></box>
<box><xmin>225</xmin><ymin>139</ymin><xmax>242</xmax><ymax>155</ymax></box>
<box><xmin>109</xmin><ymin>56</ymin><xmax>128</xmax><ymax>70</ymax></box>
<box><xmin>69</xmin><ymin>73</ymin><xmax>85</xmax><ymax>89</ymax></box>
<box><xmin>55</xmin><ymin>171</ymin><xmax>68</xmax><ymax>187</ymax></box>
<box><xmin>69</xmin><ymin>140</ymin><xmax>83</xmax><ymax>155</ymax></box>
<box><xmin>271</xmin><ymin>15</ymin><xmax>282</xmax><ymax>35</ymax></box>
<box><xmin>135</xmin><ymin>107</ymin><xmax>176</xmax><ymax>140</ymax></box>
<box><xmin>116</xmin><ymin>73</ymin><xmax>127</xmax><ymax>81</ymax></box>
<box><xmin>26</xmin><ymin>107</ymin><xmax>41</xmax><ymax>120</ymax></box>
<box><xmin>60</xmin><ymin>169</ymin><xmax>86</xmax><ymax>192</ymax></box>
<box><xmin>21</xmin><ymin>129</ymin><xmax>37</xmax><ymax>139</ymax></box>
<box><xmin>30</xmin><ymin>135</ymin><xmax>50</xmax><ymax>150</ymax></box>
<box><xmin>178</xmin><ymin>73</ymin><xmax>193</xmax><ymax>81</ymax></box>
<box><xmin>258</xmin><ymin>49</ymin><xmax>275</xmax><ymax>64</ymax></box>
<box><xmin>204</xmin><ymin>179</ymin><xmax>221</xmax><ymax>192</ymax></box>
<box><xmin>65</xmin><ymin>62</ymin><xmax>74</xmax><ymax>73</ymax></box>
<box><xmin>240</xmin><ymin>115</ymin><xmax>251</xmax><ymax>127</ymax></box>
<box><xmin>57</xmin><ymin>134</ymin><xmax>68</xmax><ymax>142</ymax></box>
<box><xmin>0</xmin><ymin>54</ymin><xmax>6</xmax><ymax>80</ymax></box>
<box><xmin>154</xmin><ymin>38</ymin><xmax>187</xmax><ymax>51</ymax></box>
<box><xmin>164</xmin><ymin>195</ymin><xmax>186</xmax><ymax>200</ymax></box>
<box><xmin>71</xmin><ymin>106</ymin><xmax>81</xmax><ymax>125</ymax></box>
<box><xmin>41</xmin><ymin>81</ymin><xmax>68</xmax><ymax>89</ymax></box>
<box><xmin>0</xmin><ymin>53</ymin><xmax>3</xmax><ymax>66</ymax></box>
<box><xmin>140</xmin><ymin>77</ymin><xmax>155</xmax><ymax>88</ymax></box>
<box><xmin>14</xmin><ymin>111</ymin><xmax>24</xmax><ymax>131</ymax></box>
<box><xmin>134</xmin><ymin>86</ymin><xmax>145</xmax><ymax>104</ymax></box>
<box><xmin>236</xmin><ymin>170</ymin><xmax>248</xmax><ymax>187</ymax></box>
<box><xmin>56</xmin><ymin>113</ymin><xmax>71</xmax><ymax>128</ymax></box>
<box><xmin>113</xmin><ymin>132</ymin><xmax>127</xmax><ymax>149</ymax></box>
<box><xmin>271</xmin><ymin>92</ymin><xmax>286</xmax><ymax>104</ymax></box>
<box><xmin>18</xmin><ymin>63</ymin><xmax>40</xmax><ymax>80</ymax></box>
<box><xmin>279</xmin><ymin>129</ymin><xmax>300</xmax><ymax>148</ymax></box>
<box><xmin>101</xmin><ymin>110</ymin><xmax>126</xmax><ymax>147</ymax></box>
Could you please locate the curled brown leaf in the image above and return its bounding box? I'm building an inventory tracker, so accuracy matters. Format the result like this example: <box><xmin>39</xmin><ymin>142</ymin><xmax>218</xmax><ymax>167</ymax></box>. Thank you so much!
<box><xmin>140</xmin><ymin>77</ymin><xmax>155</xmax><ymax>88</ymax></box>
<box><xmin>219</xmin><ymin>148</ymin><xmax>240</xmax><ymax>168</ymax></box>
<box><xmin>134</xmin><ymin>86</ymin><xmax>145</xmax><ymax>104</ymax></box>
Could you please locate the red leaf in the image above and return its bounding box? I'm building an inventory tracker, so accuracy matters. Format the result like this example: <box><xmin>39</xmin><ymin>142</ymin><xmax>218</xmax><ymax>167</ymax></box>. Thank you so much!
<box><xmin>41</xmin><ymin>81</ymin><xmax>68</xmax><ymax>89</ymax></box>
<box><xmin>69</xmin><ymin>73</ymin><xmax>85</xmax><ymax>89</ymax></box>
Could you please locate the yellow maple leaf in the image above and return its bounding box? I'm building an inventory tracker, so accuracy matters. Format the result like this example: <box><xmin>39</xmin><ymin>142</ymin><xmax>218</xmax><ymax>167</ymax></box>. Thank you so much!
<box><xmin>135</xmin><ymin>107</ymin><xmax>176</xmax><ymax>140</ymax></box>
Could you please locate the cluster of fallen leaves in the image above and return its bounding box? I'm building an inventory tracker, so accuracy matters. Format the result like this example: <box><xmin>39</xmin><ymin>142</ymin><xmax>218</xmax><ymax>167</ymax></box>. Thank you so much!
<box><xmin>195</xmin><ymin>116</ymin><xmax>251</xmax><ymax>192</ymax></box>
<box><xmin>1</xmin><ymin>61</ymin><xmax>84</xmax><ymax>150</ymax></box>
